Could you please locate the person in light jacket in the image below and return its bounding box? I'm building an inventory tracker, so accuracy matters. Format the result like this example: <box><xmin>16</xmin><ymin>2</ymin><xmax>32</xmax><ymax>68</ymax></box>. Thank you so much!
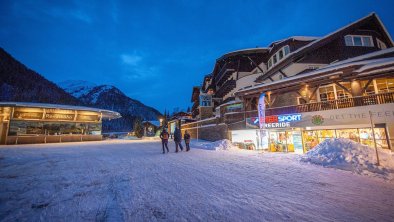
<box><xmin>160</xmin><ymin>129</ymin><xmax>170</xmax><ymax>154</ymax></box>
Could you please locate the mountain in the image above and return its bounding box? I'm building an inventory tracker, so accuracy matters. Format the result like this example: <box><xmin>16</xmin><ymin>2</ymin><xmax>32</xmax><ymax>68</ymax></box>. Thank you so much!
<box><xmin>59</xmin><ymin>80</ymin><xmax>162</xmax><ymax>132</ymax></box>
<box><xmin>0</xmin><ymin>47</ymin><xmax>80</xmax><ymax>105</ymax></box>
<box><xmin>0</xmin><ymin>47</ymin><xmax>162</xmax><ymax>132</ymax></box>
<box><xmin>57</xmin><ymin>80</ymin><xmax>97</xmax><ymax>98</ymax></box>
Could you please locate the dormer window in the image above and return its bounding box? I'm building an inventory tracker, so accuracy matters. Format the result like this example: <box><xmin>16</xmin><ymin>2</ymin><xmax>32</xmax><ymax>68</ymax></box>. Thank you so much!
<box><xmin>344</xmin><ymin>35</ymin><xmax>373</xmax><ymax>47</ymax></box>
<box><xmin>267</xmin><ymin>45</ymin><xmax>290</xmax><ymax>69</ymax></box>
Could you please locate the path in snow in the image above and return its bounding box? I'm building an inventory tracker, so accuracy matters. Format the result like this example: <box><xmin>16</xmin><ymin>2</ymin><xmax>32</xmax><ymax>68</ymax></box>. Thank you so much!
<box><xmin>0</xmin><ymin>140</ymin><xmax>393</xmax><ymax>221</ymax></box>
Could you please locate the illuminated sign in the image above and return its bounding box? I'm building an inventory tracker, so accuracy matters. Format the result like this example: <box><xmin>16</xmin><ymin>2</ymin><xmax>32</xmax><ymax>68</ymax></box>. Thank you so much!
<box><xmin>44</xmin><ymin>113</ymin><xmax>75</xmax><ymax>120</ymax></box>
<box><xmin>13</xmin><ymin>112</ymin><xmax>43</xmax><ymax>119</ymax></box>
<box><xmin>247</xmin><ymin>113</ymin><xmax>302</xmax><ymax>128</ymax></box>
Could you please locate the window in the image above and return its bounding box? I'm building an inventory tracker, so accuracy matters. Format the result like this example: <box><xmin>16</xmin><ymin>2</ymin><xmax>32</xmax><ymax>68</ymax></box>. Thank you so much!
<box><xmin>319</xmin><ymin>85</ymin><xmax>335</xmax><ymax>102</ymax></box>
<box><xmin>336</xmin><ymin>82</ymin><xmax>352</xmax><ymax>99</ymax></box>
<box><xmin>345</xmin><ymin>36</ymin><xmax>353</xmax><ymax>46</ymax></box>
<box><xmin>376</xmin><ymin>78</ymin><xmax>394</xmax><ymax>93</ymax></box>
<box><xmin>361</xmin><ymin>80</ymin><xmax>376</xmax><ymax>95</ymax></box>
<box><xmin>362</xmin><ymin>36</ymin><xmax>372</xmax><ymax>47</ymax></box>
<box><xmin>344</xmin><ymin>35</ymin><xmax>374</xmax><ymax>47</ymax></box>
<box><xmin>284</xmin><ymin>45</ymin><xmax>290</xmax><ymax>55</ymax></box>
<box><xmin>377</xmin><ymin>38</ymin><xmax>387</xmax><ymax>49</ymax></box>
<box><xmin>267</xmin><ymin>45</ymin><xmax>290</xmax><ymax>70</ymax></box>
<box><xmin>278</xmin><ymin>50</ymin><xmax>284</xmax><ymax>60</ymax></box>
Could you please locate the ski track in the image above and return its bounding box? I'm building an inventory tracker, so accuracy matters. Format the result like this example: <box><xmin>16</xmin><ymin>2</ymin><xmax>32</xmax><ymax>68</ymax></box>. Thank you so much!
<box><xmin>0</xmin><ymin>140</ymin><xmax>393</xmax><ymax>221</ymax></box>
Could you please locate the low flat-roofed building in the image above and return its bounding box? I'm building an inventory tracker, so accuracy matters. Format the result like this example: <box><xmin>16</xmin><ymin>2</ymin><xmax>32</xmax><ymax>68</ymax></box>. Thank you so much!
<box><xmin>0</xmin><ymin>102</ymin><xmax>121</xmax><ymax>145</ymax></box>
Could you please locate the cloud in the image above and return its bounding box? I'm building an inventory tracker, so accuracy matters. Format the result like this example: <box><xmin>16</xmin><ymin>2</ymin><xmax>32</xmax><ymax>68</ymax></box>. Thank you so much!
<box><xmin>120</xmin><ymin>52</ymin><xmax>158</xmax><ymax>80</ymax></box>
<box><xmin>121</xmin><ymin>53</ymin><xmax>142</xmax><ymax>66</ymax></box>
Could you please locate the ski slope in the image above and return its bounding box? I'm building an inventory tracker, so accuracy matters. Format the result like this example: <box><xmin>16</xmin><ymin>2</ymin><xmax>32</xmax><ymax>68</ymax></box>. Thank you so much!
<box><xmin>0</xmin><ymin>140</ymin><xmax>393</xmax><ymax>221</ymax></box>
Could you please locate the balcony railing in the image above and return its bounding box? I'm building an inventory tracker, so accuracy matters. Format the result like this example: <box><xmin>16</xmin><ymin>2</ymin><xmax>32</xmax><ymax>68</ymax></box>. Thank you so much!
<box><xmin>224</xmin><ymin>92</ymin><xmax>394</xmax><ymax>123</ymax></box>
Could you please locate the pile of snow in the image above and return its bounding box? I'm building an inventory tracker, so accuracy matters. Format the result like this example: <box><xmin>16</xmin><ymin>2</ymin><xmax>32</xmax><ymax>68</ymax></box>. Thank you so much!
<box><xmin>301</xmin><ymin>138</ymin><xmax>394</xmax><ymax>179</ymax></box>
<box><xmin>191</xmin><ymin>139</ymin><xmax>238</xmax><ymax>151</ymax></box>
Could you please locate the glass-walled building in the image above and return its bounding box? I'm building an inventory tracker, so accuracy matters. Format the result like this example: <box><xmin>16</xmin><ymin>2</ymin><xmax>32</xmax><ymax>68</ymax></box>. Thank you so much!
<box><xmin>0</xmin><ymin>102</ymin><xmax>121</xmax><ymax>145</ymax></box>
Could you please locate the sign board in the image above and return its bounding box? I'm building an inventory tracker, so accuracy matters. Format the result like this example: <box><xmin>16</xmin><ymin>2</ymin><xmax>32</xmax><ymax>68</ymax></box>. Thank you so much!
<box><xmin>246</xmin><ymin>113</ymin><xmax>302</xmax><ymax>129</ymax></box>
<box><xmin>257</xmin><ymin>93</ymin><xmax>265</xmax><ymax>129</ymax></box>
<box><xmin>13</xmin><ymin>111</ymin><xmax>43</xmax><ymax>120</ymax></box>
<box><xmin>293</xmin><ymin>103</ymin><xmax>394</xmax><ymax>128</ymax></box>
<box><xmin>199</xmin><ymin>94</ymin><xmax>212</xmax><ymax>107</ymax></box>
<box><xmin>292</xmin><ymin>131</ymin><xmax>304</xmax><ymax>154</ymax></box>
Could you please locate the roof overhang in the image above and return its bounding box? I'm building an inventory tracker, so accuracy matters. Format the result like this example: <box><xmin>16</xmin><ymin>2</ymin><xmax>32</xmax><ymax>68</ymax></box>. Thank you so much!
<box><xmin>0</xmin><ymin>102</ymin><xmax>121</xmax><ymax>120</ymax></box>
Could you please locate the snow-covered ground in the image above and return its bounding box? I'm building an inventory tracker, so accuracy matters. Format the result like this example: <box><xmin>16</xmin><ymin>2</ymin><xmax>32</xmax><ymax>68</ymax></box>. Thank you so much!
<box><xmin>1</xmin><ymin>140</ymin><xmax>394</xmax><ymax>221</ymax></box>
<box><xmin>301</xmin><ymin>138</ymin><xmax>394</xmax><ymax>180</ymax></box>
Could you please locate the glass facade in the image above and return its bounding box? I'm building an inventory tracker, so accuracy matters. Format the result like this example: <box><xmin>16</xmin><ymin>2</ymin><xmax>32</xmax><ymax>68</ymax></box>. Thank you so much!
<box><xmin>8</xmin><ymin>120</ymin><xmax>102</xmax><ymax>136</ymax></box>
<box><xmin>303</xmin><ymin>128</ymin><xmax>388</xmax><ymax>152</ymax></box>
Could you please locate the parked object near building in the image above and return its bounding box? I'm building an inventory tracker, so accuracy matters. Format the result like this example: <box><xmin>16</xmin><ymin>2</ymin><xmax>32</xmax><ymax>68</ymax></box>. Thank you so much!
<box><xmin>0</xmin><ymin>102</ymin><xmax>121</xmax><ymax>144</ymax></box>
<box><xmin>185</xmin><ymin>13</ymin><xmax>394</xmax><ymax>151</ymax></box>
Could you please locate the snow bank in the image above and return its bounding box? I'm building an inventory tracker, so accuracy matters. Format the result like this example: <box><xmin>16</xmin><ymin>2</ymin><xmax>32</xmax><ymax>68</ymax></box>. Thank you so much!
<box><xmin>301</xmin><ymin>138</ymin><xmax>394</xmax><ymax>179</ymax></box>
<box><xmin>191</xmin><ymin>139</ymin><xmax>238</xmax><ymax>151</ymax></box>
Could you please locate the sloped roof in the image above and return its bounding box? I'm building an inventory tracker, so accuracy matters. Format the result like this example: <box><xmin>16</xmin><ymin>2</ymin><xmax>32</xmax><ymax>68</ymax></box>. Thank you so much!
<box><xmin>255</xmin><ymin>12</ymin><xmax>394</xmax><ymax>82</ymax></box>
<box><xmin>237</xmin><ymin>48</ymin><xmax>394</xmax><ymax>95</ymax></box>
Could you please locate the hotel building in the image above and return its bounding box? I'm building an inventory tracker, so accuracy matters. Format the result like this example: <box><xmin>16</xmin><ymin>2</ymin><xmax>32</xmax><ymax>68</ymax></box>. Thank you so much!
<box><xmin>184</xmin><ymin>13</ymin><xmax>394</xmax><ymax>153</ymax></box>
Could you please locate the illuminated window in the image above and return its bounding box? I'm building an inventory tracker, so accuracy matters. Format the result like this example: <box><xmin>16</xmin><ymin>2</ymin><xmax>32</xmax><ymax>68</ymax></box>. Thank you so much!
<box><xmin>319</xmin><ymin>85</ymin><xmax>335</xmax><ymax>101</ymax></box>
<box><xmin>361</xmin><ymin>80</ymin><xmax>376</xmax><ymax>95</ymax></box>
<box><xmin>376</xmin><ymin>78</ymin><xmax>394</xmax><ymax>93</ymax></box>
<box><xmin>336</xmin><ymin>82</ymin><xmax>352</xmax><ymax>99</ymax></box>
<box><xmin>344</xmin><ymin>35</ymin><xmax>374</xmax><ymax>47</ymax></box>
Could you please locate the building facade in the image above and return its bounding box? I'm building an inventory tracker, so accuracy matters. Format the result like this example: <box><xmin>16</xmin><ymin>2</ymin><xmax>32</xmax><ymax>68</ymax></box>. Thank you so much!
<box><xmin>184</xmin><ymin>13</ymin><xmax>394</xmax><ymax>152</ymax></box>
<box><xmin>0</xmin><ymin>102</ymin><xmax>121</xmax><ymax>144</ymax></box>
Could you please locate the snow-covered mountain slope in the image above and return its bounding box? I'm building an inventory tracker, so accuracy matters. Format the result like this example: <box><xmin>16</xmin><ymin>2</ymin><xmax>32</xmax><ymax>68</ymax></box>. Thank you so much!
<box><xmin>58</xmin><ymin>80</ymin><xmax>97</xmax><ymax>98</ymax></box>
<box><xmin>0</xmin><ymin>47</ymin><xmax>80</xmax><ymax>105</ymax></box>
<box><xmin>59</xmin><ymin>82</ymin><xmax>162</xmax><ymax>132</ymax></box>
<box><xmin>0</xmin><ymin>47</ymin><xmax>161</xmax><ymax>132</ymax></box>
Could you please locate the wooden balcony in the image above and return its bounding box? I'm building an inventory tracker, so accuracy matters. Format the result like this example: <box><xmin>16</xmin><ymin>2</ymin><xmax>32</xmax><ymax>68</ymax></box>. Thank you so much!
<box><xmin>215</xmin><ymin>80</ymin><xmax>236</xmax><ymax>98</ymax></box>
<box><xmin>224</xmin><ymin>92</ymin><xmax>394</xmax><ymax>123</ymax></box>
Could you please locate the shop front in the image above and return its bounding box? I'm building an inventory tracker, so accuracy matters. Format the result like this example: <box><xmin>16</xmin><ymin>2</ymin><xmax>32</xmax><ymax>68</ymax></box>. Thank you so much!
<box><xmin>0</xmin><ymin>102</ymin><xmax>121</xmax><ymax>145</ymax></box>
<box><xmin>231</xmin><ymin>103</ymin><xmax>394</xmax><ymax>153</ymax></box>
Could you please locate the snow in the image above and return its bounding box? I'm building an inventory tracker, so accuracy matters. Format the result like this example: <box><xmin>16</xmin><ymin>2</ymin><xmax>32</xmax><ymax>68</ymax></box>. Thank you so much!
<box><xmin>190</xmin><ymin>139</ymin><xmax>238</xmax><ymax>151</ymax></box>
<box><xmin>301</xmin><ymin>138</ymin><xmax>394</xmax><ymax>180</ymax></box>
<box><xmin>237</xmin><ymin>55</ymin><xmax>394</xmax><ymax>94</ymax></box>
<box><xmin>58</xmin><ymin>80</ymin><xmax>97</xmax><ymax>98</ymax></box>
<box><xmin>90</xmin><ymin>85</ymin><xmax>115</xmax><ymax>104</ymax></box>
<box><xmin>1</xmin><ymin>140</ymin><xmax>394</xmax><ymax>221</ymax></box>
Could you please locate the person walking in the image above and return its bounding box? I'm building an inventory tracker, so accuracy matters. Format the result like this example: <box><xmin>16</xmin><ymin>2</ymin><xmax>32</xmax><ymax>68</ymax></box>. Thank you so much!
<box><xmin>160</xmin><ymin>128</ymin><xmax>170</xmax><ymax>154</ymax></box>
<box><xmin>184</xmin><ymin>130</ymin><xmax>191</xmax><ymax>152</ymax></box>
<box><xmin>174</xmin><ymin>126</ymin><xmax>183</xmax><ymax>152</ymax></box>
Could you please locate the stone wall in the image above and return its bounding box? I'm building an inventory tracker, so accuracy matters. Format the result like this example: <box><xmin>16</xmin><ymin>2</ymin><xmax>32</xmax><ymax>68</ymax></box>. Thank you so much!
<box><xmin>181</xmin><ymin>123</ymin><xmax>229</xmax><ymax>142</ymax></box>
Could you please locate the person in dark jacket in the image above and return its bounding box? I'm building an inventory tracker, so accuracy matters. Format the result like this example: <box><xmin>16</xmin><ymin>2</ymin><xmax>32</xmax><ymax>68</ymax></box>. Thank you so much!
<box><xmin>184</xmin><ymin>130</ymin><xmax>191</xmax><ymax>151</ymax></box>
<box><xmin>160</xmin><ymin>129</ymin><xmax>170</xmax><ymax>154</ymax></box>
<box><xmin>174</xmin><ymin>126</ymin><xmax>183</xmax><ymax>152</ymax></box>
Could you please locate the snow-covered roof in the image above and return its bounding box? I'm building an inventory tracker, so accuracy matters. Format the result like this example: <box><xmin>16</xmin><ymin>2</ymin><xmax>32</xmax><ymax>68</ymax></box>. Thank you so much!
<box><xmin>256</xmin><ymin>13</ymin><xmax>393</xmax><ymax>82</ymax></box>
<box><xmin>237</xmin><ymin>50</ymin><xmax>394</xmax><ymax>94</ymax></box>
<box><xmin>269</xmin><ymin>36</ymin><xmax>320</xmax><ymax>47</ymax></box>
<box><xmin>0</xmin><ymin>102</ymin><xmax>121</xmax><ymax>119</ymax></box>
<box><xmin>217</xmin><ymin>47</ymin><xmax>270</xmax><ymax>61</ymax></box>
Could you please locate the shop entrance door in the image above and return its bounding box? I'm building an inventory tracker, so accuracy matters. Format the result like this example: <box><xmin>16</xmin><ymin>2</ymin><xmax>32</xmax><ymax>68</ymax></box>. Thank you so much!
<box><xmin>269</xmin><ymin>131</ymin><xmax>295</xmax><ymax>152</ymax></box>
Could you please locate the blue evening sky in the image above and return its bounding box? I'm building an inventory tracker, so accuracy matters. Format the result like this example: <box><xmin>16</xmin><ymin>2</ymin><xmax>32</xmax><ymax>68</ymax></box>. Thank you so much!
<box><xmin>1</xmin><ymin>0</ymin><xmax>393</xmax><ymax>113</ymax></box>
